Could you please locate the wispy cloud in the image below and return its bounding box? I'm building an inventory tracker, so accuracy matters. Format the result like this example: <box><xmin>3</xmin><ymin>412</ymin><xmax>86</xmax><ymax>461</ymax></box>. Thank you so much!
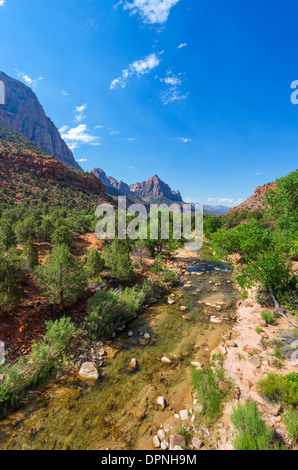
<box><xmin>110</xmin><ymin>52</ymin><xmax>161</xmax><ymax>89</ymax></box>
<box><xmin>0</xmin><ymin>1</ymin><xmax>6</xmax><ymax>7</ymax></box>
<box><xmin>77</xmin><ymin>158</ymin><xmax>88</xmax><ymax>162</ymax></box>
<box><xmin>177</xmin><ymin>43</ymin><xmax>187</xmax><ymax>49</ymax></box>
<box><xmin>159</xmin><ymin>70</ymin><xmax>188</xmax><ymax>104</ymax></box>
<box><xmin>122</xmin><ymin>0</ymin><xmax>180</xmax><ymax>25</ymax></box>
<box><xmin>16</xmin><ymin>71</ymin><xmax>43</xmax><ymax>87</ymax></box>
<box><xmin>62</xmin><ymin>90</ymin><xmax>69</xmax><ymax>96</ymax></box>
<box><xmin>178</xmin><ymin>137</ymin><xmax>191</xmax><ymax>143</ymax></box>
<box><xmin>75</xmin><ymin>103</ymin><xmax>87</xmax><ymax>122</ymax></box>
<box><xmin>60</xmin><ymin>124</ymin><xmax>100</xmax><ymax>150</ymax></box>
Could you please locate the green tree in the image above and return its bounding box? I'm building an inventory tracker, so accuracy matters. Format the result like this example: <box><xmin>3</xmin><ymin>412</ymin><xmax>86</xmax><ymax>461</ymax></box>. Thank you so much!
<box><xmin>0</xmin><ymin>249</ymin><xmax>25</xmax><ymax>313</ymax></box>
<box><xmin>0</xmin><ymin>222</ymin><xmax>17</xmax><ymax>250</ymax></box>
<box><xmin>35</xmin><ymin>244</ymin><xmax>87</xmax><ymax>306</ymax></box>
<box><xmin>38</xmin><ymin>218</ymin><xmax>54</xmax><ymax>242</ymax></box>
<box><xmin>15</xmin><ymin>217</ymin><xmax>36</xmax><ymax>244</ymax></box>
<box><xmin>85</xmin><ymin>247</ymin><xmax>105</xmax><ymax>278</ymax></box>
<box><xmin>204</xmin><ymin>215</ymin><xmax>222</xmax><ymax>239</ymax></box>
<box><xmin>51</xmin><ymin>225</ymin><xmax>74</xmax><ymax>248</ymax></box>
<box><xmin>103</xmin><ymin>239</ymin><xmax>135</xmax><ymax>285</ymax></box>
<box><xmin>22</xmin><ymin>237</ymin><xmax>39</xmax><ymax>270</ymax></box>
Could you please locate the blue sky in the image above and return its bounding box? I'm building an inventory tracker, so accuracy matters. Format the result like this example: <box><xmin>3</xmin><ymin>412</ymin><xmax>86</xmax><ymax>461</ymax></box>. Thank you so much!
<box><xmin>0</xmin><ymin>0</ymin><xmax>297</xmax><ymax>206</ymax></box>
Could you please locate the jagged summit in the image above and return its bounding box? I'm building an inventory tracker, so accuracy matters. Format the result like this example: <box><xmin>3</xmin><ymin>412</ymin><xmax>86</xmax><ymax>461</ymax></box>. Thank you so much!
<box><xmin>92</xmin><ymin>168</ymin><xmax>183</xmax><ymax>204</ymax></box>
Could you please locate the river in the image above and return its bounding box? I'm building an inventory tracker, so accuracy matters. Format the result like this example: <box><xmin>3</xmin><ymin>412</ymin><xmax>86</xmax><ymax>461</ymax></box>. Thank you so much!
<box><xmin>0</xmin><ymin>246</ymin><xmax>239</xmax><ymax>450</ymax></box>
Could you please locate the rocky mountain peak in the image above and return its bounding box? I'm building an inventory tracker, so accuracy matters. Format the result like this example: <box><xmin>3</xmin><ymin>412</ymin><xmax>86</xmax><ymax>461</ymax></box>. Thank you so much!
<box><xmin>0</xmin><ymin>71</ymin><xmax>80</xmax><ymax>169</ymax></box>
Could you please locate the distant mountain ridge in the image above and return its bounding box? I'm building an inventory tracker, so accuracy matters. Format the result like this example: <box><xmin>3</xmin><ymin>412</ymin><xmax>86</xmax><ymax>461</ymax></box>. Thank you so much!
<box><xmin>0</xmin><ymin>71</ymin><xmax>80</xmax><ymax>169</ymax></box>
<box><xmin>92</xmin><ymin>168</ymin><xmax>231</xmax><ymax>215</ymax></box>
<box><xmin>92</xmin><ymin>168</ymin><xmax>183</xmax><ymax>204</ymax></box>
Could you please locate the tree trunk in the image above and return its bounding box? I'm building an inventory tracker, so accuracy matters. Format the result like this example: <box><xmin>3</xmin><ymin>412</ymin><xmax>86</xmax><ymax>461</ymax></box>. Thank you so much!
<box><xmin>269</xmin><ymin>286</ymin><xmax>298</xmax><ymax>328</ymax></box>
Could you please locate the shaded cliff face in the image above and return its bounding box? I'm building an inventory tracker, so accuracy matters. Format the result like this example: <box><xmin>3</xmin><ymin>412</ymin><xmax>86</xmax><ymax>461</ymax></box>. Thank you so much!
<box><xmin>92</xmin><ymin>168</ymin><xmax>133</xmax><ymax>195</ymax></box>
<box><xmin>92</xmin><ymin>169</ymin><xmax>183</xmax><ymax>203</ymax></box>
<box><xmin>0</xmin><ymin>71</ymin><xmax>80</xmax><ymax>169</ymax></box>
<box><xmin>227</xmin><ymin>183</ymin><xmax>276</xmax><ymax>215</ymax></box>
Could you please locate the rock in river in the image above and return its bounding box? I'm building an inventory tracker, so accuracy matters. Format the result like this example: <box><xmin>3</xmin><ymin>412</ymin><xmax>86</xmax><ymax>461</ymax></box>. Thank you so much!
<box><xmin>127</xmin><ymin>358</ymin><xmax>138</xmax><ymax>371</ymax></box>
<box><xmin>79</xmin><ymin>362</ymin><xmax>99</xmax><ymax>382</ymax></box>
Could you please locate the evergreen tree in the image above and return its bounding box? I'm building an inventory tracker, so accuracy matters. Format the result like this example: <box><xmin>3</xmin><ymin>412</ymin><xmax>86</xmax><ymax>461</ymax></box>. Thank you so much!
<box><xmin>0</xmin><ymin>222</ymin><xmax>17</xmax><ymax>250</ymax></box>
<box><xmin>51</xmin><ymin>225</ymin><xmax>74</xmax><ymax>248</ymax></box>
<box><xmin>23</xmin><ymin>237</ymin><xmax>39</xmax><ymax>270</ymax></box>
<box><xmin>85</xmin><ymin>247</ymin><xmax>105</xmax><ymax>278</ymax></box>
<box><xmin>103</xmin><ymin>239</ymin><xmax>135</xmax><ymax>285</ymax></box>
<box><xmin>35</xmin><ymin>244</ymin><xmax>87</xmax><ymax>306</ymax></box>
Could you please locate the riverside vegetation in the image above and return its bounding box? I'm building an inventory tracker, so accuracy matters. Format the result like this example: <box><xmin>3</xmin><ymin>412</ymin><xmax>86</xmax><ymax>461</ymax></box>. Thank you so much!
<box><xmin>204</xmin><ymin>170</ymin><xmax>298</xmax><ymax>450</ymax></box>
<box><xmin>0</xmin><ymin>159</ymin><xmax>297</xmax><ymax>449</ymax></box>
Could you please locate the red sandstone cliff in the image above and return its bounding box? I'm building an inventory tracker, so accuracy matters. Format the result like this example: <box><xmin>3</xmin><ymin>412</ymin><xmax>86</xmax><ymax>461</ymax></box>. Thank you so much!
<box><xmin>227</xmin><ymin>182</ymin><xmax>277</xmax><ymax>215</ymax></box>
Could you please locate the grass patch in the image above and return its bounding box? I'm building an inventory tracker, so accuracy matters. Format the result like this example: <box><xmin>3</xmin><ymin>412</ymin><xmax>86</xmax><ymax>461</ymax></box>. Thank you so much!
<box><xmin>258</xmin><ymin>373</ymin><xmax>298</xmax><ymax>408</ymax></box>
<box><xmin>282</xmin><ymin>407</ymin><xmax>298</xmax><ymax>442</ymax></box>
<box><xmin>261</xmin><ymin>311</ymin><xmax>275</xmax><ymax>325</ymax></box>
<box><xmin>191</xmin><ymin>367</ymin><xmax>229</xmax><ymax>426</ymax></box>
<box><xmin>0</xmin><ymin>318</ymin><xmax>77</xmax><ymax>417</ymax></box>
<box><xmin>231</xmin><ymin>401</ymin><xmax>274</xmax><ymax>450</ymax></box>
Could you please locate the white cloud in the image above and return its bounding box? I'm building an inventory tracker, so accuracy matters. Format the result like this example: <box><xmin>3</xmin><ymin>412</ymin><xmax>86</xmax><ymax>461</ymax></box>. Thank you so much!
<box><xmin>0</xmin><ymin>1</ymin><xmax>6</xmax><ymax>6</ymax></box>
<box><xmin>159</xmin><ymin>70</ymin><xmax>188</xmax><ymax>104</ymax></box>
<box><xmin>177</xmin><ymin>43</ymin><xmax>187</xmax><ymax>49</ymax></box>
<box><xmin>178</xmin><ymin>137</ymin><xmax>191</xmax><ymax>143</ymax></box>
<box><xmin>123</xmin><ymin>0</ymin><xmax>180</xmax><ymax>25</ymax></box>
<box><xmin>77</xmin><ymin>158</ymin><xmax>88</xmax><ymax>162</ymax></box>
<box><xmin>75</xmin><ymin>103</ymin><xmax>87</xmax><ymax>122</ymax></box>
<box><xmin>16</xmin><ymin>71</ymin><xmax>43</xmax><ymax>87</ymax></box>
<box><xmin>127</xmin><ymin>137</ymin><xmax>136</xmax><ymax>141</ymax></box>
<box><xmin>60</xmin><ymin>124</ymin><xmax>100</xmax><ymax>150</ymax></box>
<box><xmin>208</xmin><ymin>197</ymin><xmax>235</xmax><ymax>204</ymax></box>
<box><xmin>110</xmin><ymin>53</ymin><xmax>161</xmax><ymax>89</ymax></box>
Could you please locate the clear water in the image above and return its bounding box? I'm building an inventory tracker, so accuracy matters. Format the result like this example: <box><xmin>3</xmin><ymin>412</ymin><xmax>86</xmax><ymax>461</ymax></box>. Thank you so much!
<box><xmin>0</xmin><ymin>247</ymin><xmax>239</xmax><ymax>450</ymax></box>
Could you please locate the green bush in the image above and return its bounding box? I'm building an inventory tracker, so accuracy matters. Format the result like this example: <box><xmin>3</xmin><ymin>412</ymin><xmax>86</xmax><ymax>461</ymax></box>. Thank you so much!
<box><xmin>231</xmin><ymin>401</ymin><xmax>274</xmax><ymax>450</ymax></box>
<box><xmin>258</xmin><ymin>373</ymin><xmax>298</xmax><ymax>408</ymax></box>
<box><xmin>87</xmin><ymin>286</ymin><xmax>146</xmax><ymax>339</ymax></box>
<box><xmin>261</xmin><ymin>311</ymin><xmax>275</xmax><ymax>325</ymax></box>
<box><xmin>191</xmin><ymin>367</ymin><xmax>229</xmax><ymax>425</ymax></box>
<box><xmin>0</xmin><ymin>318</ymin><xmax>76</xmax><ymax>416</ymax></box>
<box><xmin>163</xmin><ymin>267</ymin><xmax>178</xmax><ymax>286</ymax></box>
<box><xmin>282</xmin><ymin>407</ymin><xmax>298</xmax><ymax>441</ymax></box>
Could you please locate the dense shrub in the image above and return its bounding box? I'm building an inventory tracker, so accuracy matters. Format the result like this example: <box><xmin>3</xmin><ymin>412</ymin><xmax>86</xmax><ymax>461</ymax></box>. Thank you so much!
<box><xmin>191</xmin><ymin>367</ymin><xmax>229</xmax><ymax>425</ymax></box>
<box><xmin>258</xmin><ymin>373</ymin><xmax>298</xmax><ymax>408</ymax></box>
<box><xmin>87</xmin><ymin>286</ymin><xmax>146</xmax><ymax>339</ymax></box>
<box><xmin>0</xmin><ymin>318</ymin><xmax>77</xmax><ymax>416</ymax></box>
<box><xmin>231</xmin><ymin>401</ymin><xmax>274</xmax><ymax>450</ymax></box>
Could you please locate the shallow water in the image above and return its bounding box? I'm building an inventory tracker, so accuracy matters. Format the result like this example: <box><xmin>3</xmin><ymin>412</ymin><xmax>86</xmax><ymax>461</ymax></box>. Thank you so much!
<box><xmin>0</xmin><ymin>247</ymin><xmax>239</xmax><ymax>450</ymax></box>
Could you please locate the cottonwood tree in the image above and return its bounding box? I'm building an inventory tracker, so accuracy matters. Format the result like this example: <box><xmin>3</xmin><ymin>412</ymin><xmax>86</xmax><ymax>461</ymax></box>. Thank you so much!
<box><xmin>211</xmin><ymin>219</ymin><xmax>297</xmax><ymax>326</ymax></box>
